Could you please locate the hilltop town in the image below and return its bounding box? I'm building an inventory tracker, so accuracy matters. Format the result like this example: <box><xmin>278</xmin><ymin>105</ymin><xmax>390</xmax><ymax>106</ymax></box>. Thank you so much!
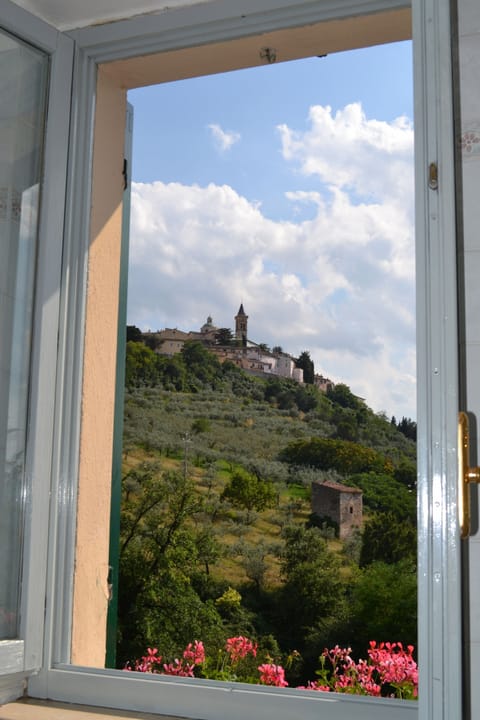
<box><xmin>138</xmin><ymin>303</ymin><xmax>335</xmax><ymax>393</ymax></box>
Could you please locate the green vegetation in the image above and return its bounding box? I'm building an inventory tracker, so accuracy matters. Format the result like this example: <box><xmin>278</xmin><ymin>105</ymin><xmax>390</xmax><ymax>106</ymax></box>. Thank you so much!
<box><xmin>221</xmin><ymin>469</ymin><xmax>277</xmax><ymax>521</ymax></box>
<box><xmin>295</xmin><ymin>350</ymin><xmax>315</xmax><ymax>384</ymax></box>
<box><xmin>116</xmin><ymin>339</ymin><xmax>418</xmax><ymax>682</ymax></box>
<box><xmin>279</xmin><ymin>437</ymin><xmax>393</xmax><ymax>475</ymax></box>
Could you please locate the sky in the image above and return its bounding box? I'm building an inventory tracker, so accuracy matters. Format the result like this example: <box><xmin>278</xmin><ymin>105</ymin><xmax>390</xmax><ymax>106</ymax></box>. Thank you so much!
<box><xmin>127</xmin><ymin>40</ymin><xmax>415</xmax><ymax>420</ymax></box>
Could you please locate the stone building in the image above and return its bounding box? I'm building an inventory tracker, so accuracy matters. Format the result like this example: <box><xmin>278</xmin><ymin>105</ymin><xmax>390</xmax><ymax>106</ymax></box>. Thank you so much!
<box><xmin>234</xmin><ymin>302</ymin><xmax>248</xmax><ymax>346</ymax></box>
<box><xmin>149</xmin><ymin>327</ymin><xmax>189</xmax><ymax>355</ymax></box>
<box><xmin>314</xmin><ymin>374</ymin><xmax>335</xmax><ymax>393</ymax></box>
<box><xmin>311</xmin><ymin>479</ymin><xmax>363</xmax><ymax>539</ymax></box>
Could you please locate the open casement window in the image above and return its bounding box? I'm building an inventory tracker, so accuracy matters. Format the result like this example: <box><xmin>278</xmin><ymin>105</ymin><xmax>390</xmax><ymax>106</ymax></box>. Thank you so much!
<box><xmin>1</xmin><ymin>0</ymin><xmax>462</xmax><ymax>719</ymax></box>
<box><xmin>0</xmin><ymin>1</ymin><xmax>72</xmax><ymax>705</ymax></box>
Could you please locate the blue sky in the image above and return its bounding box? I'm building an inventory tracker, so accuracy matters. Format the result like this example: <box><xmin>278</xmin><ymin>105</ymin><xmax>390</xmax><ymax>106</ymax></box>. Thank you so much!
<box><xmin>127</xmin><ymin>40</ymin><xmax>415</xmax><ymax>418</ymax></box>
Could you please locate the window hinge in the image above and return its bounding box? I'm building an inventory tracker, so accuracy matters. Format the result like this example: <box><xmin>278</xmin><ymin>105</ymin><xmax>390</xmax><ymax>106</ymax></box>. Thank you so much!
<box><xmin>122</xmin><ymin>158</ymin><xmax>128</xmax><ymax>191</ymax></box>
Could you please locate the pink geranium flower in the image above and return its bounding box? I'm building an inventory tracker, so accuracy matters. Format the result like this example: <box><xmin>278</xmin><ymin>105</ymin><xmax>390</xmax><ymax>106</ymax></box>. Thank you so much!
<box><xmin>225</xmin><ymin>636</ymin><xmax>258</xmax><ymax>663</ymax></box>
<box><xmin>258</xmin><ymin>663</ymin><xmax>288</xmax><ymax>687</ymax></box>
<box><xmin>183</xmin><ymin>640</ymin><xmax>206</xmax><ymax>665</ymax></box>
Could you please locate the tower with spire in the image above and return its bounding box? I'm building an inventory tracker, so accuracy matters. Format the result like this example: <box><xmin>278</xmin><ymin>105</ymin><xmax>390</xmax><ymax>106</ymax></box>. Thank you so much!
<box><xmin>235</xmin><ymin>303</ymin><xmax>248</xmax><ymax>347</ymax></box>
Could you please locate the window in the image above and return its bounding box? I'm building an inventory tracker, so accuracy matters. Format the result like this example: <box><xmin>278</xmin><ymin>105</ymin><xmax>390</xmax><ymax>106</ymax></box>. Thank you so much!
<box><xmin>0</xmin><ymin>27</ymin><xmax>48</xmax><ymax>643</ymax></box>
<box><xmin>0</xmin><ymin>2</ymin><xmax>73</xmax><ymax>699</ymax></box>
<box><xmin>1</xmin><ymin>1</ymin><xmax>462</xmax><ymax>719</ymax></box>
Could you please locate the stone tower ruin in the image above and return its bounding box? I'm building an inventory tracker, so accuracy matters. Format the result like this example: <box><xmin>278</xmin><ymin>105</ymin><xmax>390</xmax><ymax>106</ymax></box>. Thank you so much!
<box><xmin>311</xmin><ymin>479</ymin><xmax>363</xmax><ymax>539</ymax></box>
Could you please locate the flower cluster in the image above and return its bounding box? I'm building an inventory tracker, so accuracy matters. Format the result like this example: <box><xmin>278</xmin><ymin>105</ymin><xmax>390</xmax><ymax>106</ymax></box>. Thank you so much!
<box><xmin>125</xmin><ymin>646</ymin><xmax>163</xmax><ymax>673</ymax></box>
<box><xmin>225</xmin><ymin>636</ymin><xmax>258</xmax><ymax>664</ymax></box>
<box><xmin>367</xmin><ymin>641</ymin><xmax>418</xmax><ymax>699</ymax></box>
<box><xmin>183</xmin><ymin>640</ymin><xmax>206</xmax><ymax>666</ymax></box>
<box><xmin>125</xmin><ymin>640</ymin><xmax>205</xmax><ymax>678</ymax></box>
<box><xmin>126</xmin><ymin>638</ymin><xmax>418</xmax><ymax>699</ymax></box>
<box><xmin>304</xmin><ymin>642</ymin><xmax>418</xmax><ymax>699</ymax></box>
<box><xmin>257</xmin><ymin>663</ymin><xmax>288</xmax><ymax>687</ymax></box>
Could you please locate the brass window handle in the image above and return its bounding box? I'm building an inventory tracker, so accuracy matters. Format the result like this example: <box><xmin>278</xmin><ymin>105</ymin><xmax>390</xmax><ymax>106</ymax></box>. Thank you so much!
<box><xmin>458</xmin><ymin>411</ymin><xmax>480</xmax><ymax>539</ymax></box>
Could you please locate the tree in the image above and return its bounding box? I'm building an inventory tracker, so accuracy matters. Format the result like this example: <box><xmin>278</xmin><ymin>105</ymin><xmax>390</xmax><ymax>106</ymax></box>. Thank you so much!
<box><xmin>332</xmin><ymin>407</ymin><xmax>359</xmax><ymax>440</ymax></box>
<box><xmin>276</xmin><ymin>389</ymin><xmax>296</xmax><ymax>411</ymax></box>
<box><xmin>215</xmin><ymin>327</ymin><xmax>234</xmax><ymax>346</ymax></box>
<box><xmin>158</xmin><ymin>354</ymin><xmax>187</xmax><ymax>391</ymax></box>
<box><xmin>191</xmin><ymin>417</ymin><xmax>211</xmax><ymax>434</ymax></box>
<box><xmin>348</xmin><ymin>472</ymin><xmax>416</xmax><ymax>520</ymax></box>
<box><xmin>294</xmin><ymin>385</ymin><xmax>318</xmax><ymax>412</ymax></box>
<box><xmin>359</xmin><ymin>512</ymin><xmax>416</xmax><ymax>566</ymax></box>
<box><xmin>280</xmin><ymin>437</ymin><xmax>391</xmax><ymax>476</ymax></box>
<box><xmin>120</xmin><ymin>467</ymin><xmax>202</xmax><ymax>567</ymax></box>
<box><xmin>394</xmin><ymin>460</ymin><xmax>417</xmax><ymax>490</ymax></box>
<box><xmin>126</xmin><ymin>324</ymin><xmax>143</xmax><ymax>343</ymax></box>
<box><xmin>117</xmin><ymin>464</ymin><xmax>226</xmax><ymax>663</ymax></box>
<box><xmin>125</xmin><ymin>341</ymin><xmax>158</xmax><ymax>387</ymax></box>
<box><xmin>264</xmin><ymin>377</ymin><xmax>288</xmax><ymax>402</ymax></box>
<box><xmin>195</xmin><ymin>528</ymin><xmax>221</xmax><ymax>575</ymax></box>
<box><xmin>280</xmin><ymin>524</ymin><xmax>330</xmax><ymax>575</ymax></box>
<box><xmin>327</xmin><ymin>382</ymin><xmax>360</xmax><ymax>409</ymax></box>
<box><xmin>181</xmin><ymin>340</ymin><xmax>222</xmax><ymax>388</ymax></box>
<box><xmin>397</xmin><ymin>416</ymin><xmax>417</xmax><ymax>441</ymax></box>
<box><xmin>348</xmin><ymin>560</ymin><xmax>417</xmax><ymax>652</ymax></box>
<box><xmin>239</xmin><ymin>542</ymin><xmax>270</xmax><ymax>593</ymax></box>
<box><xmin>221</xmin><ymin>469</ymin><xmax>276</xmax><ymax>521</ymax></box>
<box><xmin>181</xmin><ymin>339</ymin><xmax>212</xmax><ymax>368</ymax></box>
<box><xmin>295</xmin><ymin>350</ymin><xmax>314</xmax><ymax>384</ymax></box>
<box><xmin>277</xmin><ymin>525</ymin><xmax>348</xmax><ymax>657</ymax></box>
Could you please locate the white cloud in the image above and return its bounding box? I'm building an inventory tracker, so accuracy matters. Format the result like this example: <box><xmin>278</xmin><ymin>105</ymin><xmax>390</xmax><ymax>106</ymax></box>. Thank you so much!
<box><xmin>278</xmin><ymin>102</ymin><xmax>414</xmax><ymax>213</ymax></box>
<box><xmin>128</xmin><ymin>103</ymin><xmax>415</xmax><ymax>419</ymax></box>
<box><xmin>207</xmin><ymin>123</ymin><xmax>241</xmax><ymax>152</ymax></box>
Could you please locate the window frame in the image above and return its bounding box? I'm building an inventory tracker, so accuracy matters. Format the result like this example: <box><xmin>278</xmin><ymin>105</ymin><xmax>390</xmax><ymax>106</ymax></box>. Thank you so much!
<box><xmin>15</xmin><ymin>0</ymin><xmax>462</xmax><ymax>718</ymax></box>
<box><xmin>0</xmin><ymin>0</ymin><xmax>73</xmax><ymax>699</ymax></box>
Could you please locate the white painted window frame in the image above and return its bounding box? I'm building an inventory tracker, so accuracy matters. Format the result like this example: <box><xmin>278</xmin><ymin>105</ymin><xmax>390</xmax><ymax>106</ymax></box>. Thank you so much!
<box><xmin>0</xmin><ymin>0</ymin><xmax>462</xmax><ymax>718</ymax></box>
<box><xmin>0</xmin><ymin>0</ymin><xmax>73</xmax><ymax>704</ymax></box>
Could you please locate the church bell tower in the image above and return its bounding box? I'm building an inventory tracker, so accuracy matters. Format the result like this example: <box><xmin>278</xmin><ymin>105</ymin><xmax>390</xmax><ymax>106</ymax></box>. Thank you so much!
<box><xmin>235</xmin><ymin>303</ymin><xmax>248</xmax><ymax>346</ymax></box>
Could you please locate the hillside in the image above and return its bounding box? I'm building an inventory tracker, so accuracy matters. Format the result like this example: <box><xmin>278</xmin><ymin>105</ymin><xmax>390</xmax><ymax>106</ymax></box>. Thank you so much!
<box><xmin>116</xmin><ymin>340</ymin><xmax>417</xmax><ymax>681</ymax></box>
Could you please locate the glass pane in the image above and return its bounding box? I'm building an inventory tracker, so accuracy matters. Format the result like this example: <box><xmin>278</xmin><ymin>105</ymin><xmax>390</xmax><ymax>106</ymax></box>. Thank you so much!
<box><xmin>117</xmin><ymin>44</ymin><xmax>417</xmax><ymax>694</ymax></box>
<box><xmin>0</xmin><ymin>29</ymin><xmax>48</xmax><ymax>639</ymax></box>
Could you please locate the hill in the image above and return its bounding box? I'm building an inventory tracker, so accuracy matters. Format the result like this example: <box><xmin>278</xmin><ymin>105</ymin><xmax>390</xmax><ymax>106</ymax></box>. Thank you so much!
<box><xmin>116</xmin><ymin>340</ymin><xmax>417</xmax><ymax>681</ymax></box>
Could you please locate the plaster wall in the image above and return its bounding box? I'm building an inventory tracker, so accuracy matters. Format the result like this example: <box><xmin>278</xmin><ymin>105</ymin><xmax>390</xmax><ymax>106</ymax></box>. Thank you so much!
<box><xmin>458</xmin><ymin>0</ymin><xmax>480</xmax><ymax>713</ymax></box>
<box><xmin>102</xmin><ymin>8</ymin><xmax>411</xmax><ymax>90</ymax></box>
<box><xmin>275</xmin><ymin>356</ymin><xmax>294</xmax><ymax>378</ymax></box>
<box><xmin>71</xmin><ymin>68</ymin><xmax>126</xmax><ymax>667</ymax></box>
<box><xmin>292</xmin><ymin>368</ymin><xmax>303</xmax><ymax>383</ymax></box>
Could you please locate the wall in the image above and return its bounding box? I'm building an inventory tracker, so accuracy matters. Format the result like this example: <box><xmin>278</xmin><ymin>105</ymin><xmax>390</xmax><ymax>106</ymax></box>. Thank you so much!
<box><xmin>338</xmin><ymin>492</ymin><xmax>363</xmax><ymax>540</ymax></box>
<box><xmin>71</xmin><ymin>68</ymin><xmax>126</xmax><ymax>667</ymax></box>
<box><xmin>311</xmin><ymin>482</ymin><xmax>362</xmax><ymax>539</ymax></box>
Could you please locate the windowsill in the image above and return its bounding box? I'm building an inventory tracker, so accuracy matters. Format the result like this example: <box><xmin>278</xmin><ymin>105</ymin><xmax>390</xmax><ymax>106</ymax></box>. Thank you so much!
<box><xmin>0</xmin><ymin>699</ymin><xmax>186</xmax><ymax>720</ymax></box>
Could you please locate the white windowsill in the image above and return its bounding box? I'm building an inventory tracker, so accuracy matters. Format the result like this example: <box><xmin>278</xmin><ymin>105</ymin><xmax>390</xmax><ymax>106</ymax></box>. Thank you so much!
<box><xmin>0</xmin><ymin>699</ymin><xmax>186</xmax><ymax>720</ymax></box>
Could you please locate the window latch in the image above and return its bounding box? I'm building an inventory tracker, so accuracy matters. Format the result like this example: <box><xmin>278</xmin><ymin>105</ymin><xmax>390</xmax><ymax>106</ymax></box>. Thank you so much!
<box><xmin>428</xmin><ymin>162</ymin><xmax>438</xmax><ymax>191</ymax></box>
<box><xmin>458</xmin><ymin>411</ymin><xmax>480</xmax><ymax>538</ymax></box>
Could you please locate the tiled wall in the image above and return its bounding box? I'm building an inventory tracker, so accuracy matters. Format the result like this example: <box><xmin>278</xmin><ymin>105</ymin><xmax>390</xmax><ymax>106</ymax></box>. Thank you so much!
<box><xmin>459</xmin><ymin>0</ymin><xmax>480</xmax><ymax>714</ymax></box>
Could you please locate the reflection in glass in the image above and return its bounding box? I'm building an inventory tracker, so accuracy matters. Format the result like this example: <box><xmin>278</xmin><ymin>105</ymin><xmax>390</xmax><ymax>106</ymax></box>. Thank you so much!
<box><xmin>0</xmin><ymin>29</ymin><xmax>48</xmax><ymax>639</ymax></box>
